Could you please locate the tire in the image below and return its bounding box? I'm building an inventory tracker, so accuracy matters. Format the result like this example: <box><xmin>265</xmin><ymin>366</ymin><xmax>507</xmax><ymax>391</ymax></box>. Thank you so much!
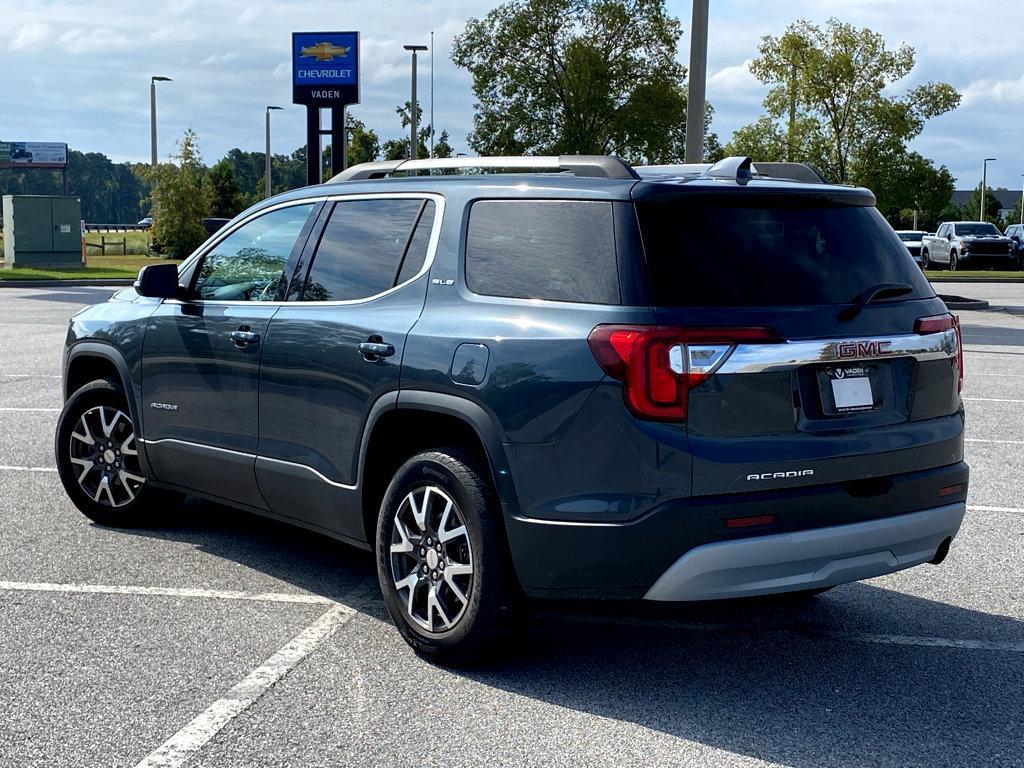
<box><xmin>55</xmin><ymin>379</ymin><xmax>183</xmax><ymax>526</ymax></box>
<box><xmin>921</xmin><ymin>250</ymin><xmax>931</xmax><ymax>271</ymax></box>
<box><xmin>949</xmin><ymin>250</ymin><xmax>958</xmax><ymax>271</ymax></box>
<box><xmin>375</xmin><ymin>449</ymin><xmax>519</xmax><ymax>665</ymax></box>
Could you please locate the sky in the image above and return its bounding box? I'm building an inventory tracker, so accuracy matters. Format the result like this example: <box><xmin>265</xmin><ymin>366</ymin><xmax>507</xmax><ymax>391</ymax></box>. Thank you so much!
<box><xmin>2</xmin><ymin>0</ymin><xmax>1022</xmax><ymax>191</ymax></box>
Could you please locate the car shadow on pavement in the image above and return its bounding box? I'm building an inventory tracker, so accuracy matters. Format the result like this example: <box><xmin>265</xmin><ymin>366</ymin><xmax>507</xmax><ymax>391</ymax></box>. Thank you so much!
<box><xmin>122</xmin><ymin>496</ymin><xmax>1023</xmax><ymax>766</ymax></box>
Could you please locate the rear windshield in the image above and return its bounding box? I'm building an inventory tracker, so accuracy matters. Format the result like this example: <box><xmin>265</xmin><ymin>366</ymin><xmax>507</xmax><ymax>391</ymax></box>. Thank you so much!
<box><xmin>636</xmin><ymin>201</ymin><xmax>933</xmax><ymax>307</ymax></box>
<box><xmin>956</xmin><ymin>223</ymin><xmax>1000</xmax><ymax>236</ymax></box>
<box><xmin>898</xmin><ymin>232</ymin><xmax>926</xmax><ymax>241</ymax></box>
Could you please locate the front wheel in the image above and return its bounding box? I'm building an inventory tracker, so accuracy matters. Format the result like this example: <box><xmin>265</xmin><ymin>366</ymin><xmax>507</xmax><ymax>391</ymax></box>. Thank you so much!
<box><xmin>949</xmin><ymin>251</ymin><xmax>959</xmax><ymax>271</ymax></box>
<box><xmin>55</xmin><ymin>379</ymin><xmax>182</xmax><ymax>526</ymax></box>
<box><xmin>376</xmin><ymin>449</ymin><xmax>519</xmax><ymax>664</ymax></box>
<box><xmin>921</xmin><ymin>250</ymin><xmax>931</xmax><ymax>271</ymax></box>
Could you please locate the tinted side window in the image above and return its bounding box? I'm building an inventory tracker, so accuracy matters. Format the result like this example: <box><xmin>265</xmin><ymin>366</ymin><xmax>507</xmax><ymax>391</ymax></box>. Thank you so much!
<box><xmin>301</xmin><ymin>198</ymin><xmax>434</xmax><ymax>301</ymax></box>
<box><xmin>193</xmin><ymin>204</ymin><xmax>314</xmax><ymax>301</ymax></box>
<box><xmin>466</xmin><ymin>200</ymin><xmax>619</xmax><ymax>304</ymax></box>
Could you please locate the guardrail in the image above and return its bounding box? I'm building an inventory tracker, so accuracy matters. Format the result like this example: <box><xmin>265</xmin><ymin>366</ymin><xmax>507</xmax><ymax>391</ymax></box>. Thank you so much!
<box><xmin>83</xmin><ymin>223</ymin><xmax>149</xmax><ymax>232</ymax></box>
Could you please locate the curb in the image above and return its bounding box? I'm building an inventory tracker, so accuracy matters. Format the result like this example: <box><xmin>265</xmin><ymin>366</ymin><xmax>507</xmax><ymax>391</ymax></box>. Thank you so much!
<box><xmin>937</xmin><ymin>295</ymin><xmax>990</xmax><ymax>310</ymax></box>
<box><xmin>0</xmin><ymin>279</ymin><xmax>132</xmax><ymax>288</ymax></box>
<box><xmin>928</xmin><ymin>276</ymin><xmax>1024</xmax><ymax>283</ymax></box>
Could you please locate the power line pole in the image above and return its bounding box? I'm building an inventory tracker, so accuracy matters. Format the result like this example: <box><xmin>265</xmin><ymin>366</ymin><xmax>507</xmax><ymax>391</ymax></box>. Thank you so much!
<box><xmin>787</xmin><ymin>63</ymin><xmax>796</xmax><ymax>162</ymax></box>
<box><xmin>684</xmin><ymin>0</ymin><xmax>709</xmax><ymax>163</ymax></box>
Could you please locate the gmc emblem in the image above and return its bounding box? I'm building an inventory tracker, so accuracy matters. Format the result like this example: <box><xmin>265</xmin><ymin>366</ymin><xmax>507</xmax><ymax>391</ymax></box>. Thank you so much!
<box><xmin>836</xmin><ymin>340</ymin><xmax>892</xmax><ymax>359</ymax></box>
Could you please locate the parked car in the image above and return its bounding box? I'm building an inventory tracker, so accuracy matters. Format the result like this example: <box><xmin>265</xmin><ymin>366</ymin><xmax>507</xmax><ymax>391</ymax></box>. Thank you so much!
<box><xmin>920</xmin><ymin>221</ymin><xmax>1014</xmax><ymax>270</ymax></box>
<box><xmin>1003</xmin><ymin>223</ymin><xmax>1024</xmax><ymax>268</ymax></box>
<box><xmin>137</xmin><ymin>217</ymin><xmax>153</xmax><ymax>229</ymax></box>
<box><xmin>54</xmin><ymin>155</ymin><xmax>967</xmax><ymax>663</ymax></box>
<box><xmin>894</xmin><ymin>230</ymin><xmax>929</xmax><ymax>268</ymax></box>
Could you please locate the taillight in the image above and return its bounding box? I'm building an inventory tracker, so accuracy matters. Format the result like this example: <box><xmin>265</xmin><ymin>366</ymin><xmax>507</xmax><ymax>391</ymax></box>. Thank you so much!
<box><xmin>587</xmin><ymin>325</ymin><xmax>782</xmax><ymax>421</ymax></box>
<box><xmin>915</xmin><ymin>313</ymin><xmax>963</xmax><ymax>393</ymax></box>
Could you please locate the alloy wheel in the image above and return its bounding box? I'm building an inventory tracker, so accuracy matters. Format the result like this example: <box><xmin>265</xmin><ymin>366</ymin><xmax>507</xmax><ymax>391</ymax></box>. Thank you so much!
<box><xmin>389</xmin><ymin>485</ymin><xmax>474</xmax><ymax>633</ymax></box>
<box><xmin>68</xmin><ymin>406</ymin><xmax>145</xmax><ymax>508</ymax></box>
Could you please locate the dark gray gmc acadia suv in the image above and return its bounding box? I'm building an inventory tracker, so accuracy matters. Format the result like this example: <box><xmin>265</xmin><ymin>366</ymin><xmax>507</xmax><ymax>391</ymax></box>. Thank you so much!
<box><xmin>55</xmin><ymin>155</ymin><xmax>968</xmax><ymax>662</ymax></box>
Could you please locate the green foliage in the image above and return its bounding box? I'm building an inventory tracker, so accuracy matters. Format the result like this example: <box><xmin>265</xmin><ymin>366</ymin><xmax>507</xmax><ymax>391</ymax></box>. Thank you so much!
<box><xmin>208</xmin><ymin>159</ymin><xmax>245</xmax><ymax>218</ymax></box>
<box><xmin>452</xmin><ymin>0</ymin><xmax>715</xmax><ymax>163</ymax></box>
<box><xmin>850</xmin><ymin>150</ymin><xmax>955</xmax><ymax>231</ymax></box>
<box><xmin>346</xmin><ymin>114</ymin><xmax>380</xmax><ymax>166</ymax></box>
<box><xmin>950</xmin><ymin>186</ymin><xmax>1008</xmax><ymax>226</ymax></box>
<box><xmin>739</xmin><ymin>17</ymin><xmax>960</xmax><ymax>183</ymax></box>
<box><xmin>147</xmin><ymin>129</ymin><xmax>212</xmax><ymax>259</ymax></box>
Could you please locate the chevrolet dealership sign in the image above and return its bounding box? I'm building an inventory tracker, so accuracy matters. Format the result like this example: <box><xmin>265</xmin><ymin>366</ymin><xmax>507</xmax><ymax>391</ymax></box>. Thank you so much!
<box><xmin>292</xmin><ymin>31</ymin><xmax>359</xmax><ymax>106</ymax></box>
<box><xmin>0</xmin><ymin>141</ymin><xmax>67</xmax><ymax>168</ymax></box>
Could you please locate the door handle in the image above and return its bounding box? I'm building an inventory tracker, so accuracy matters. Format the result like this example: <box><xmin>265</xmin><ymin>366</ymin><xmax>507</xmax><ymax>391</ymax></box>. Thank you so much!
<box><xmin>229</xmin><ymin>329</ymin><xmax>261</xmax><ymax>347</ymax></box>
<box><xmin>358</xmin><ymin>336</ymin><xmax>395</xmax><ymax>361</ymax></box>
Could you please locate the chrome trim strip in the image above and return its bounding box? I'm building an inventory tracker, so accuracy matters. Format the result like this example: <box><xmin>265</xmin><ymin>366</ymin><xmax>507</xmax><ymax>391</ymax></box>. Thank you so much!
<box><xmin>716</xmin><ymin>330</ymin><xmax>957</xmax><ymax>375</ymax></box>
<box><xmin>139</xmin><ymin>438</ymin><xmax>357</xmax><ymax>490</ymax></box>
<box><xmin>257</xmin><ymin>455</ymin><xmax>357</xmax><ymax>490</ymax></box>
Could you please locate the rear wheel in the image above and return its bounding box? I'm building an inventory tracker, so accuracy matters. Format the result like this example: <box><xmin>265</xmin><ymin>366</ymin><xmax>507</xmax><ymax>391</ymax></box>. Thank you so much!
<box><xmin>55</xmin><ymin>379</ymin><xmax>182</xmax><ymax>526</ymax></box>
<box><xmin>921</xmin><ymin>250</ymin><xmax>931</xmax><ymax>271</ymax></box>
<box><xmin>376</xmin><ymin>449</ymin><xmax>518</xmax><ymax>664</ymax></box>
<box><xmin>949</xmin><ymin>250</ymin><xmax>958</xmax><ymax>271</ymax></box>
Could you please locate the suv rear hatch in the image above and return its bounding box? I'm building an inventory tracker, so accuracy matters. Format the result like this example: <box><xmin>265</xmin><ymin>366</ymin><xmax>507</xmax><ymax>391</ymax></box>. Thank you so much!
<box><xmin>592</xmin><ymin>180</ymin><xmax>963</xmax><ymax>497</ymax></box>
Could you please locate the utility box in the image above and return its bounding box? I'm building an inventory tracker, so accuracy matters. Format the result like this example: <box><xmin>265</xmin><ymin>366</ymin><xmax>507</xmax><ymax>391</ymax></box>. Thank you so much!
<box><xmin>2</xmin><ymin>195</ymin><xmax>83</xmax><ymax>268</ymax></box>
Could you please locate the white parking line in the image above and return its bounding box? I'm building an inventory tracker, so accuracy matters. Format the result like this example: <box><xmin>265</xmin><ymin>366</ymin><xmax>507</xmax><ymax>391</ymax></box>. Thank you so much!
<box><xmin>0</xmin><ymin>374</ymin><xmax>61</xmax><ymax>378</ymax></box>
<box><xmin>0</xmin><ymin>465</ymin><xmax>56</xmax><ymax>472</ymax></box>
<box><xmin>966</xmin><ymin>438</ymin><xmax>1024</xmax><ymax>444</ymax></box>
<box><xmin>0</xmin><ymin>580</ymin><xmax>336</xmax><ymax>605</ymax></box>
<box><xmin>963</xmin><ymin>397</ymin><xmax>1024</xmax><ymax>404</ymax></box>
<box><xmin>0</xmin><ymin>406</ymin><xmax>59</xmax><ymax>412</ymax></box>
<box><xmin>968</xmin><ymin>505</ymin><xmax>1024</xmax><ymax>514</ymax></box>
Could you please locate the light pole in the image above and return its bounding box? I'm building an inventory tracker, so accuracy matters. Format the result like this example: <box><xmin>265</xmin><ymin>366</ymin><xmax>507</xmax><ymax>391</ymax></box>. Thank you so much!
<box><xmin>150</xmin><ymin>76</ymin><xmax>172</xmax><ymax>167</ymax></box>
<box><xmin>265</xmin><ymin>106</ymin><xmax>283</xmax><ymax>199</ymax></box>
<box><xmin>684</xmin><ymin>0</ymin><xmax>709</xmax><ymax>163</ymax></box>
<box><xmin>404</xmin><ymin>44</ymin><xmax>428</xmax><ymax>160</ymax></box>
<box><xmin>1019</xmin><ymin>174</ymin><xmax>1023</xmax><ymax>226</ymax></box>
<box><xmin>981</xmin><ymin>157</ymin><xmax>996</xmax><ymax>221</ymax></box>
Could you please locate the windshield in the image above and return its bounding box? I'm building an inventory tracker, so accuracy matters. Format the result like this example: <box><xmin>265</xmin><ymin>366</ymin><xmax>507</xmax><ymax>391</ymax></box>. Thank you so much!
<box><xmin>898</xmin><ymin>232</ymin><xmax>926</xmax><ymax>242</ymax></box>
<box><xmin>636</xmin><ymin>201</ymin><xmax>933</xmax><ymax>307</ymax></box>
<box><xmin>956</xmin><ymin>223</ymin><xmax>1000</xmax><ymax>236</ymax></box>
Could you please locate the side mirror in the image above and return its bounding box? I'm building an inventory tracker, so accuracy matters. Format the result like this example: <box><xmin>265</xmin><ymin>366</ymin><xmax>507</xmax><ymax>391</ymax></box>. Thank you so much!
<box><xmin>134</xmin><ymin>263</ymin><xmax>180</xmax><ymax>298</ymax></box>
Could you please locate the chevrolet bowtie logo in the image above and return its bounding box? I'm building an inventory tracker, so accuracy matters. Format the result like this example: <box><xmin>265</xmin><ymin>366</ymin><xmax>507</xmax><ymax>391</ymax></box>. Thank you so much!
<box><xmin>300</xmin><ymin>42</ymin><xmax>351</xmax><ymax>61</ymax></box>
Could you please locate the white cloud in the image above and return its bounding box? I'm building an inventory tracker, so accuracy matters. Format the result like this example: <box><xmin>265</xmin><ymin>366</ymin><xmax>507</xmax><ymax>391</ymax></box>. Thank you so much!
<box><xmin>9</xmin><ymin>21</ymin><xmax>51</xmax><ymax>50</ymax></box>
<box><xmin>58</xmin><ymin>28</ymin><xmax>132</xmax><ymax>54</ymax></box>
<box><xmin>961</xmin><ymin>73</ymin><xmax>1024</xmax><ymax>106</ymax></box>
<box><xmin>200</xmin><ymin>52</ymin><xmax>240</xmax><ymax>65</ymax></box>
<box><xmin>708</xmin><ymin>60</ymin><xmax>760</xmax><ymax>94</ymax></box>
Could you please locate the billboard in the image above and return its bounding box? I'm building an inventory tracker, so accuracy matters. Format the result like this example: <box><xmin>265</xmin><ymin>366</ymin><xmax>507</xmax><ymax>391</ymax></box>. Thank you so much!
<box><xmin>292</xmin><ymin>31</ymin><xmax>359</xmax><ymax>106</ymax></box>
<box><xmin>0</xmin><ymin>142</ymin><xmax>68</xmax><ymax>167</ymax></box>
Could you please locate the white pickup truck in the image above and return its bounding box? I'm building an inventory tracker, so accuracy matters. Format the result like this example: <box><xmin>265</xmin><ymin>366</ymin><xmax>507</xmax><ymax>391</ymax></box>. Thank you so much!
<box><xmin>920</xmin><ymin>221</ymin><xmax>1014</xmax><ymax>271</ymax></box>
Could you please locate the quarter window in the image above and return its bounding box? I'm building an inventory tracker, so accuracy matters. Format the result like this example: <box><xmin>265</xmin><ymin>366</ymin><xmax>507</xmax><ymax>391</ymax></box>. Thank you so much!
<box><xmin>193</xmin><ymin>204</ymin><xmax>314</xmax><ymax>301</ymax></box>
<box><xmin>300</xmin><ymin>199</ymin><xmax>436</xmax><ymax>301</ymax></box>
<box><xmin>465</xmin><ymin>200</ymin><xmax>619</xmax><ymax>304</ymax></box>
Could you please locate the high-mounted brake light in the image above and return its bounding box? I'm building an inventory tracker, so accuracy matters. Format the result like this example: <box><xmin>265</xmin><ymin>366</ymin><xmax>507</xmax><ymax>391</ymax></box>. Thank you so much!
<box><xmin>588</xmin><ymin>325</ymin><xmax>782</xmax><ymax>422</ymax></box>
<box><xmin>915</xmin><ymin>313</ymin><xmax>963</xmax><ymax>393</ymax></box>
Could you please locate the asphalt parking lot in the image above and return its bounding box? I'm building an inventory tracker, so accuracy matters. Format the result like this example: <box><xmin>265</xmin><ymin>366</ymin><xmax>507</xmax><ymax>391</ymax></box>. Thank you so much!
<box><xmin>0</xmin><ymin>283</ymin><xmax>1022</xmax><ymax>767</ymax></box>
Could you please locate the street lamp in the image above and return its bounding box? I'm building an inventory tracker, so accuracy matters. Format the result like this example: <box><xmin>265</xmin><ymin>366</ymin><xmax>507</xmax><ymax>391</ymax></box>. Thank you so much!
<box><xmin>265</xmin><ymin>106</ymin><xmax>283</xmax><ymax>199</ymax></box>
<box><xmin>403</xmin><ymin>45</ymin><xmax>428</xmax><ymax>161</ymax></box>
<box><xmin>150</xmin><ymin>76</ymin><xmax>172</xmax><ymax>167</ymax></box>
<box><xmin>981</xmin><ymin>157</ymin><xmax>996</xmax><ymax>221</ymax></box>
<box><xmin>1019</xmin><ymin>174</ymin><xmax>1023</xmax><ymax>226</ymax></box>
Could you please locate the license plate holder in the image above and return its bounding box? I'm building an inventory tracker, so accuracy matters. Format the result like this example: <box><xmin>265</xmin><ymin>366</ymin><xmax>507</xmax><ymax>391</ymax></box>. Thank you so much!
<box><xmin>819</xmin><ymin>365</ymin><xmax>879</xmax><ymax>414</ymax></box>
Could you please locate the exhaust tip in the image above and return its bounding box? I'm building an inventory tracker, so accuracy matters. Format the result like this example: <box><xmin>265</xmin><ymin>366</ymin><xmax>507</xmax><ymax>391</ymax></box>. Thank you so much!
<box><xmin>930</xmin><ymin>537</ymin><xmax>952</xmax><ymax>565</ymax></box>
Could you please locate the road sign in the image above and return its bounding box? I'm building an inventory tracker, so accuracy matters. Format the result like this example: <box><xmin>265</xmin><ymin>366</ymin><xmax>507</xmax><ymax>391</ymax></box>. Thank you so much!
<box><xmin>0</xmin><ymin>141</ymin><xmax>68</xmax><ymax>168</ymax></box>
<box><xmin>292</xmin><ymin>31</ymin><xmax>360</xmax><ymax>106</ymax></box>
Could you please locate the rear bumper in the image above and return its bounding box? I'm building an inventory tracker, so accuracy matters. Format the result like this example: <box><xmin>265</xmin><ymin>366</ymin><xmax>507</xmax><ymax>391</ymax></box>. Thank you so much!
<box><xmin>643</xmin><ymin>502</ymin><xmax>964</xmax><ymax>601</ymax></box>
<box><xmin>505</xmin><ymin>461</ymin><xmax>968</xmax><ymax>599</ymax></box>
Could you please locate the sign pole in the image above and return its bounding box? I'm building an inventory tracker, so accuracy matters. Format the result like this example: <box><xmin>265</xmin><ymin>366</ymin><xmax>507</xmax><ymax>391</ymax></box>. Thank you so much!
<box><xmin>331</xmin><ymin>107</ymin><xmax>345</xmax><ymax>177</ymax></box>
<box><xmin>306</xmin><ymin>106</ymin><xmax>320</xmax><ymax>186</ymax></box>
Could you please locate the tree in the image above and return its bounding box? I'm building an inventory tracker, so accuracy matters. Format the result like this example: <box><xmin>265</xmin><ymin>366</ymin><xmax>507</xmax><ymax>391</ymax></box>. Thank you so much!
<box><xmin>452</xmin><ymin>0</ymin><xmax>715</xmax><ymax>163</ymax></box>
<box><xmin>851</xmin><ymin>149</ymin><xmax>955</xmax><ymax>231</ymax></box>
<box><xmin>346</xmin><ymin>115</ymin><xmax>380</xmax><ymax>166</ymax></box>
<box><xmin>739</xmin><ymin>18</ymin><xmax>959</xmax><ymax>183</ymax></box>
<box><xmin>208</xmin><ymin>159</ymin><xmax>245</xmax><ymax>218</ymax></box>
<box><xmin>148</xmin><ymin>129</ymin><xmax>212</xmax><ymax>259</ymax></box>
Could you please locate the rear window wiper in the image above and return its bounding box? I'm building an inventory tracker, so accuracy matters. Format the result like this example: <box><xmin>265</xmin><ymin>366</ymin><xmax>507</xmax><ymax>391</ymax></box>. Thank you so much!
<box><xmin>839</xmin><ymin>282</ymin><xmax>914</xmax><ymax>321</ymax></box>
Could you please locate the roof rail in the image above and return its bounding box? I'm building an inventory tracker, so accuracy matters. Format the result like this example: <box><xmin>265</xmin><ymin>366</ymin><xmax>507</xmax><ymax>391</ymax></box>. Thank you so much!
<box><xmin>634</xmin><ymin>157</ymin><xmax>826</xmax><ymax>184</ymax></box>
<box><xmin>330</xmin><ymin>154</ymin><xmax>640</xmax><ymax>182</ymax></box>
